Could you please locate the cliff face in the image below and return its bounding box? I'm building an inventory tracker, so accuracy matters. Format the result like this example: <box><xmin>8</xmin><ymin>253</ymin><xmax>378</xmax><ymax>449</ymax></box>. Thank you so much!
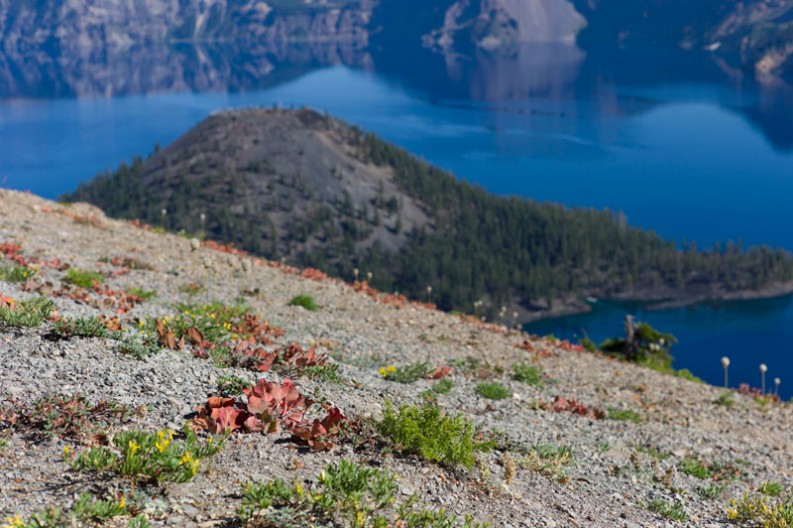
<box><xmin>0</xmin><ymin>0</ymin><xmax>372</xmax><ymax>54</ymax></box>
<box><xmin>570</xmin><ymin>0</ymin><xmax>793</xmax><ymax>76</ymax></box>
<box><xmin>1</xmin><ymin>0</ymin><xmax>792</xmax><ymax>92</ymax></box>
<box><xmin>418</xmin><ymin>0</ymin><xmax>585</xmax><ymax>52</ymax></box>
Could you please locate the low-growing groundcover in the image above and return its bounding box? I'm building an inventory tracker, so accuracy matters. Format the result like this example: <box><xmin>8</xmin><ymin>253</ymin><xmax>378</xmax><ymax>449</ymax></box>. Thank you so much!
<box><xmin>378</xmin><ymin>403</ymin><xmax>495</xmax><ymax>470</ymax></box>
<box><xmin>238</xmin><ymin>459</ymin><xmax>490</xmax><ymax>527</ymax></box>
<box><xmin>66</xmin><ymin>427</ymin><xmax>224</xmax><ymax>484</ymax></box>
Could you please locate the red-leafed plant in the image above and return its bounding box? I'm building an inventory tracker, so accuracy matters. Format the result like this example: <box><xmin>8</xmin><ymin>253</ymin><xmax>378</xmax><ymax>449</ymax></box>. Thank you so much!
<box><xmin>192</xmin><ymin>378</ymin><xmax>346</xmax><ymax>451</ymax></box>
<box><xmin>545</xmin><ymin>396</ymin><xmax>605</xmax><ymax>419</ymax></box>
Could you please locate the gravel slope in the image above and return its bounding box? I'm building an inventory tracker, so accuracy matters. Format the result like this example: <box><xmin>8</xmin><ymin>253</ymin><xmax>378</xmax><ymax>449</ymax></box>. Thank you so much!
<box><xmin>0</xmin><ymin>189</ymin><xmax>790</xmax><ymax>528</ymax></box>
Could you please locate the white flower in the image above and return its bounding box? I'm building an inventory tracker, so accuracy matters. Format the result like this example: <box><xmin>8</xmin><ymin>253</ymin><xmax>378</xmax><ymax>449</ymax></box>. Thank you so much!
<box><xmin>774</xmin><ymin>377</ymin><xmax>781</xmax><ymax>385</ymax></box>
<box><xmin>760</xmin><ymin>364</ymin><xmax>768</xmax><ymax>373</ymax></box>
<box><xmin>721</xmin><ymin>357</ymin><xmax>730</xmax><ymax>368</ymax></box>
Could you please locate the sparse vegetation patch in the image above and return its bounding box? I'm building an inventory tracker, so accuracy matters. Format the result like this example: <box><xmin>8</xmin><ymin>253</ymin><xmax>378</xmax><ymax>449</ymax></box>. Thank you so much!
<box><xmin>378</xmin><ymin>403</ymin><xmax>494</xmax><ymax>470</ymax></box>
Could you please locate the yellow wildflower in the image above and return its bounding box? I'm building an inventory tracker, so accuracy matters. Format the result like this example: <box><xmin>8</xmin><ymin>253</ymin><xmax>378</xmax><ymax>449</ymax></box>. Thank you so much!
<box><xmin>62</xmin><ymin>445</ymin><xmax>71</xmax><ymax>457</ymax></box>
<box><xmin>387</xmin><ymin>366</ymin><xmax>396</xmax><ymax>373</ymax></box>
<box><xmin>3</xmin><ymin>515</ymin><xmax>24</xmax><ymax>528</ymax></box>
<box><xmin>180</xmin><ymin>451</ymin><xmax>199</xmax><ymax>475</ymax></box>
<box><xmin>155</xmin><ymin>438</ymin><xmax>169</xmax><ymax>453</ymax></box>
<box><xmin>378</xmin><ymin>367</ymin><xmax>387</xmax><ymax>377</ymax></box>
<box><xmin>355</xmin><ymin>511</ymin><xmax>365</xmax><ymax>528</ymax></box>
<box><xmin>294</xmin><ymin>482</ymin><xmax>303</xmax><ymax>496</ymax></box>
<box><xmin>128</xmin><ymin>440</ymin><xmax>140</xmax><ymax>455</ymax></box>
<box><xmin>119</xmin><ymin>497</ymin><xmax>126</xmax><ymax>509</ymax></box>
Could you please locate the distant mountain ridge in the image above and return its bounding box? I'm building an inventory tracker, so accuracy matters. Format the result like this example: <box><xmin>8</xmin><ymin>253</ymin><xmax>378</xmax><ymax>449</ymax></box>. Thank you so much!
<box><xmin>1</xmin><ymin>0</ymin><xmax>792</xmax><ymax>77</ymax></box>
<box><xmin>64</xmin><ymin>108</ymin><xmax>793</xmax><ymax>322</ymax></box>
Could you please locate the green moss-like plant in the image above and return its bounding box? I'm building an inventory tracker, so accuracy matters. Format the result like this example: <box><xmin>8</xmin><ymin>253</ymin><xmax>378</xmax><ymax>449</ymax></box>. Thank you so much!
<box><xmin>378</xmin><ymin>403</ymin><xmax>494</xmax><ymax>469</ymax></box>
<box><xmin>0</xmin><ymin>264</ymin><xmax>35</xmax><ymax>283</ymax></box>
<box><xmin>607</xmin><ymin>407</ymin><xmax>642</xmax><ymax>424</ymax></box>
<box><xmin>475</xmin><ymin>382</ymin><xmax>511</xmax><ymax>400</ymax></box>
<box><xmin>647</xmin><ymin>498</ymin><xmax>687</xmax><ymax>521</ymax></box>
<box><xmin>288</xmin><ymin>294</ymin><xmax>319</xmax><ymax>311</ymax></box>
<box><xmin>511</xmin><ymin>363</ymin><xmax>542</xmax><ymax>385</ymax></box>
<box><xmin>64</xmin><ymin>268</ymin><xmax>105</xmax><ymax>288</ymax></box>
<box><xmin>0</xmin><ymin>296</ymin><xmax>54</xmax><ymax>328</ymax></box>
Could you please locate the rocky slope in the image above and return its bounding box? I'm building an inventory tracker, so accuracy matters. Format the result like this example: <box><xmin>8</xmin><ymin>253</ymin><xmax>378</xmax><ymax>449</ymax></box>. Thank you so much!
<box><xmin>0</xmin><ymin>189</ymin><xmax>791</xmax><ymax>527</ymax></box>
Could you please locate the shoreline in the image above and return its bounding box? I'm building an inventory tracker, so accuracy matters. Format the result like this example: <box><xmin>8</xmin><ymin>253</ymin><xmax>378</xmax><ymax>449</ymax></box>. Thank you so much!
<box><xmin>519</xmin><ymin>281</ymin><xmax>793</xmax><ymax>325</ymax></box>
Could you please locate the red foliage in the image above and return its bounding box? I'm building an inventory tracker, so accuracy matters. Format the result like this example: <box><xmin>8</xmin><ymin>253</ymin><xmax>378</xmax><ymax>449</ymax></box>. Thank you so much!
<box><xmin>99</xmin><ymin>316</ymin><xmax>122</xmax><ymax>332</ymax></box>
<box><xmin>53</xmin><ymin>283</ymin><xmax>144</xmax><ymax>315</ymax></box>
<box><xmin>0</xmin><ymin>243</ymin><xmax>25</xmax><ymax>265</ymax></box>
<box><xmin>0</xmin><ymin>242</ymin><xmax>66</xmax><ymax>270</ymax></box>
<box><xmin>129</xmin><ymin>219</ymin><xmax>154</xmax><ymax>231</ymax></box>
<box><xmin>381</xmin><ymin>293</ymin><xmax>407</xmax><ymax>308</ymax></box>
<box><xmin>279</xmin><ymin>343</ymin><xmax>327</xmax><ymax>371</ymax></box>
<box><xmin>353</xmin><ymin>280</ymin><xmax>379</xmax><ymax>300</ymax></box>
<box><xmin>202</xmin><ymin>240</ymin><xmax>249</xmax><ymax>257</ymax></box>
<box><xmin>0</xmin><ymin>295</ymin><xmax>14</xmax><ymax>310</ymax></box>
<box><xmin>301</xmin><ymin>268</ymin><xmax>331</xmax><ymax>282</ymax></box>
<box><xmin>555</xmin><ymin>339</ymin><xmax>584</xmax><ymax>353</ymax></box>
<box><xmin>155</xmin><ymin>319</ymin><xmax>181</xmax><ymax>350</ymax></box>
<box><xmin>428</xmin><ymin>365</ymin><xmax>452</xmax><ymax>380</ymax></box>
<box><xmin>548</xmin><ymin>396</ymin><xmax>605</xmax><ymax>419</ymax></box>
<box><xmin>411</xmin><ymin>301</ymin><xmax>437</xmax><ymax>311</ymax></box>
<box><xmin>234</xmin><ymin>312</ymin><xmax>285</xmax><ymax>343</ymax></box>
<box><xmin>192</xmin><ymin>378</ymin><xmax>345</xmax><ymax>451</ymax></box>
<box><xmin>517</xmin><ymin>339</ymin><xmax>556</xmax><ymax>357</ymax></box>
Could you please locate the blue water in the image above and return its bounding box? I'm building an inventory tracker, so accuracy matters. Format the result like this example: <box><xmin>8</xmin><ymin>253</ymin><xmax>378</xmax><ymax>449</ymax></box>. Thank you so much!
<box><xmin>527</xmin><ymin>298</ymin><xmax>793</xmax><ymax>399</ymax></box>
<box><xmin>1</xmin><ymin>45</ymin><xmax>792</xmax><ymax>398</ymax></box>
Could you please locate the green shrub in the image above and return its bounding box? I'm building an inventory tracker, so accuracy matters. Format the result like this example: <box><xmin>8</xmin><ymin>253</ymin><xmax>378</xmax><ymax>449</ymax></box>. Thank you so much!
<box><xmin>475</xmin><ymin>382</ymin><xmax>511</xmax><ymax>400</ymax></box>
<box><xmin>378</xmin><ymin>403</ymin><xmax>494</xmax><ymax>469</ymax></box>
<box><xmin>3</xmin><ymin>493</ymin><xmax>128</xmax><ymax>528</ymax></box>
<box><xmin>238</xmin><ymin>460</ymin><xmax>489</xmax><ymax>527</ymax></box>
<box><xmin>216</xmin><ymin>375</ymin><xmax>253</xmax><ymax>396</ymax></box>
<box><xmin>760</xmin><ymin>482</ymin><xmax>784</xmax><ymax>497</ymax></box>
<box><xmin>53</xmin><ymin>317</ymin><xmax>114</xmax><ymax>339</ymax></box>
<box><xmin>680</xmin><ymin>457</ymin><xmax>711</xmax><ymax>479</ymax></box>
<box><xmin>511</xmin><ymin>363</ymin><xmax>542</xmax><ymax>385</ymax></box>
<box><xmin>648</xmin><ymin>498</ymin><xmax>687</xmax><ymax>521</ymax></box>
<box><xmin>239</xmin><ymin>478</ymin><xmax>294</xmax><ymax>520</ymax></box>
<box><xmin>431</xmin><ymin>378</ymin><xmax>454</xmax><ymax>395</ymax></box>
<box><xmin>178</xmin><ymin>283</ymin><xmax>203</xmax><ymax>296</ymax></box>
<box><xmin>64</xmin><ymin>268</ymin><xmax>104</xmax><ymax>288</ymax></box>
<box><xmin>303</xmin><ymin>363</ymin><xmax>342</xmax><ymax>383</ymax></box>
<box><xmin>116</xmin><ymin>334</ymin><xmax>160</xmax><ymax>359</ymax></box>
<box><xmin>288</xmin><ymin>294</ymin><xmax>319</xmax><ymax>311</ymax></box>
<box><xmin>696</xmin><ymin>484</ymin><xmax>725</xmax><ymax>500</ymax></box>
<box><xmin>607</xmin><ymin>407</ymin><xmax>642</xmax><ymax>424</ymax></box>
<box><xmin>128</xmin><ymin>287</ymin><xmax>157</xmax><ymax>300</ymax></box>
<box><xmin>715</xmin><ymin>391</ymin><xmax>735</xmax><ymax>408</ymax></box>
<box><xmin>0</xmin><ymin>296</ymin><xmax>55</xmax><ymax>328</ymax></box>
<box><xmin>728</xmin><ymin>491</ymin><xmax>793</xmax><ymax>527</ymax></box>
<box><xmin>379</xmin><ymin>362</ymin><xmax>430</xmax><ymax>384</ymax></box>
<box><xmin>69</xmin><ymin>427</ymin><xmax>223</xmax><ymax>484</ymax></box>
<box><xmin>518</xmin><ymin>444</ymin><xmax>574</xmax><ymax>482</ymax></box>
<box><xmin>28</xmin><ymin>394</ymin><xmax>133</xmax><ymax>440</ymax></box>
<box><xmin>0</xmin><ymin>264</ymin><xmax>35</xmax><ymax>283</ymax></box>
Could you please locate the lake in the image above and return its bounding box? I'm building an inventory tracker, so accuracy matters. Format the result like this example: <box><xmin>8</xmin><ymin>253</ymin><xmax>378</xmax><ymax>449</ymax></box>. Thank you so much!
<box><xmin>1</xmin><ymin>43</ymin><xmax>792</xmax><ymax>398</ymax></box>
